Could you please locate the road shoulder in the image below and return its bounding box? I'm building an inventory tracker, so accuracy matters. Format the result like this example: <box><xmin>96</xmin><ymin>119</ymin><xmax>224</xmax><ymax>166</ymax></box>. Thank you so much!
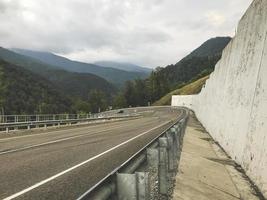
<box><xmin>172</xmin><ymin>112</ymin><xmax>261</xmax><ymax>200</ymax></box>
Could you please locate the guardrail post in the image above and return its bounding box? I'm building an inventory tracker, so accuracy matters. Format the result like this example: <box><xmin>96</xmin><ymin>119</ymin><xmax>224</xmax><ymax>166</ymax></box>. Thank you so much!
<box><xmin>117</xmin><ymin>173</ymin><xmax>136</xmax><ymax>200</ymax></box>
<box><xmin>36</xmin><ymin>116</ymin><xmax>39</xmax><ymax>128</ymax></box>
<box><xmin>6</xmin><ymin>127</ymin><xmax>9</xmax><ymax>133</ymax></box>
<box><xmin>178</xmin><ymin>120</ymin><xmax>186</xmax><ymax>150</ymax></box>
<box><xmin>172</xmin><ymin>126</ymin><xmax>181</xmax><ymax>169</ymax></box>
<box><xmin>136</xmin><ymin>172</ymin><xmax>149</xmax><ymax>200</ymax></box>
<box><xmin>147</xmin><ymin>148</ymin><xmax>159</xmax><ymax>199</ymax></box>
<box><xmin>27</xmin><ymin>125</ymin><xmax>30</xmax><ymax>130</ymax></box>
<box><xmin>147</xmin><ymin>148</ymin><xmax>159</xmax><ymax>169</ymax></box>
<box><xmin>166</xmin><ymin>131</ymin><xmax>175</xmax><ymax>177</ymax></box>
<box><xmin>117</xmin><ymin>172</ymin><xmax>149</xmax><ymax>200</ymax></box>
<box><xmin>171</xmin><ymin>126</ymin><xmax>179</xmax><ymax>158</ymax></box>
<box><xmin>158</xmin><ymin>137</ymin><xmax>168</xmax><ymax>196</ymax></box>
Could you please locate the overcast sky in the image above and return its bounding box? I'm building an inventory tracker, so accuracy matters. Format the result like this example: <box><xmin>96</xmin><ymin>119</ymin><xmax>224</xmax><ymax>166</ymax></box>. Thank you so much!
<box><xmin>0</xmin><ymin>0</ymin><xmax>252</xmax><ymax>68</ymax></box>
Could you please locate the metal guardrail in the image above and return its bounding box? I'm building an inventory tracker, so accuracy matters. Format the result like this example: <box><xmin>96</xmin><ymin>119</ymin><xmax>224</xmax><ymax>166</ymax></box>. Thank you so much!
<box><xmin>0</xmin><ymin>113</ymin><xmax>138</xmax><ymax>133</ymax></box>
<box><xmin>0</xmin><ymin>113</ymin><xmax>123</xmax><ymax>124</ymax></box>
<box><xmin>78</xmin><ymin>108</ymin><xmax>189</xmax><ymax>200</ymax></box>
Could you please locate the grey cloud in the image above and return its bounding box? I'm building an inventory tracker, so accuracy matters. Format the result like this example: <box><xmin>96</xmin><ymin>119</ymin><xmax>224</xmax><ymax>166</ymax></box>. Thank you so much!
<box><xmin>0</xmin><ymin>0</ymin><xmax>252</xmax><ymax>67</ymax></box>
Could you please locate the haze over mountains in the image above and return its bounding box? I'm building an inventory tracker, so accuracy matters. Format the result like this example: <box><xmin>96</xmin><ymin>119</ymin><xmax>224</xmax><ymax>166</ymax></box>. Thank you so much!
<box><xmin>11</xmin><ymin>49</ymin><xmax>149</xmax><ymax>87</ymax></box>
<box><xmin>94</xmin><ymin>61</ymin><xmax>151</xmax><ymax>73</ymax></box>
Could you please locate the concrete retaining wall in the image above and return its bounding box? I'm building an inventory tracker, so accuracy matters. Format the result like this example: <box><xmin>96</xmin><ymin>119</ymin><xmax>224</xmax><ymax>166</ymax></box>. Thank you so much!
<box><xmin>171</xmin><ymin>95</ymin><xmax>195</xmax><ymax>109</ymax></box>
<box><xmin>172</xmin><ymin>0</ymin><xmax>267</xmax><ymax>197</ymax></box>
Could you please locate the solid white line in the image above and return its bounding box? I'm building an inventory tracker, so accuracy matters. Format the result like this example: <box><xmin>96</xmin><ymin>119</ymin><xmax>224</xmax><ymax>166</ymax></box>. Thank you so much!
<box><xmin>0</xmin><ymin>119</ymin><xmax>134</xmax><ymax>142</ymax></box>
<box><xmin>0</xmin><ymin>121</ymin><xmax>124</xmax><ymax>141</ymax></box>
<box><xmin>0</xmin><ymin>124</ymin><xmax>105</xmax><ymax>142</ymax></box>
<box><xmin>2</xmin><ymin>120</ymin><xmax>170</xmax><ymax>200</ymax></box>
<box><xmin>0</xmin><ymin>123</ymin><xmax>141</xmax><ymax>155</ymax></box>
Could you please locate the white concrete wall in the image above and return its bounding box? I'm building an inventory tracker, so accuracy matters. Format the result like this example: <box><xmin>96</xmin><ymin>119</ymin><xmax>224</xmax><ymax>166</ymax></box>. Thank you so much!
<box><xmin>171</xmin><ymin>95</ymin><xmax>195</xmax><ymax>109</ymax></box>
<box><xmin>172</xmin><ymin>0</ymin><xmax>267</xmax><ymax>197</ymax></box>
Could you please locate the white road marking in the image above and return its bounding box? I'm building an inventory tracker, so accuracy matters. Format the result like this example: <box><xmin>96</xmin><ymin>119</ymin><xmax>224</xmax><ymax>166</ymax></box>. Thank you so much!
<box><xmin>0</xmin><ymin>119</ymin><xmax>138</xmax><ymax>142</ymax></box>
<box><xmin>0</xmin><ymin>122</ymin><xmax>145</xmax><ymax>155</ymax></box>
<box><xmin>3</xmin><ymin>120</ymin><xmax>170</xmax><ymax>200</ymax></box>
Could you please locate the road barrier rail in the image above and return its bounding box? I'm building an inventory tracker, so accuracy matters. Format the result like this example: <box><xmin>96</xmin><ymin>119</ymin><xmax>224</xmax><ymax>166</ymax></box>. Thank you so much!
<box><xmin>0</xmin><ymin>113</ymin><xmax>139</xmax><ymax>133</ymax></box>
<box><xmin>78</xmin><ymin>108</ymin><xmax>189</xmax><ymax>200</ymax></box>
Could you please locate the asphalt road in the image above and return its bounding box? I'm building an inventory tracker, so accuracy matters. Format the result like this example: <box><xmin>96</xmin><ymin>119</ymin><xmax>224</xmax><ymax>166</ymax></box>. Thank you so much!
<box><xmin>0</xmin><ymin>107</ymin><xmax>182</xmax><ymax>200</ymax></box>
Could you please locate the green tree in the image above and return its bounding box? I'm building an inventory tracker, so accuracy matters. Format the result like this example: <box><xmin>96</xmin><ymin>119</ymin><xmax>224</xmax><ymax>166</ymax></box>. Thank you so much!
<box><xmin>112</xmin><ymin>93</ymin><xmax>127</xmax><ymax>109</ymax></box>
<box><xmin>88</xmin><ymin>90</ymin><xmax>108</xmax><ymax>113</ymax></box>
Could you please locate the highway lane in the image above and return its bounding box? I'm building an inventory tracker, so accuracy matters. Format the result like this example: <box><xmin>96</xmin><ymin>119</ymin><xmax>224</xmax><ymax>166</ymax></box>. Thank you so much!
<box><xmin>0</xmin><ymin>107</ymin><xmax>181</xmax><ymax>200</ymax></box>
<box><xmin>0</xmin><ymin>117</ymin><xmax>156</xmax><ymax>155</ymax></box>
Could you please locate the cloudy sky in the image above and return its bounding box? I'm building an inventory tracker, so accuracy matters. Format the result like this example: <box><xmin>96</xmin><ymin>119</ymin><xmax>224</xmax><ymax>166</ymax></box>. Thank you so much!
<box><xmin>0</xmin><ymin>0</ymin><xmax>252</xmax><ymax>68</ymax></box>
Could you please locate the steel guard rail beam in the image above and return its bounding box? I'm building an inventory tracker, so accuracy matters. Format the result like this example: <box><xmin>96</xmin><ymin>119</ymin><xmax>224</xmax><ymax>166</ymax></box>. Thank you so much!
<box><xmin>78</xmin><ymin>107</ymin><xmax>189</xmax><ymax>200</ymax></box>
<box><xmin>0</xmin><ymin>114</ymin><xmax>139</xmax><ymax>133</ymax></box>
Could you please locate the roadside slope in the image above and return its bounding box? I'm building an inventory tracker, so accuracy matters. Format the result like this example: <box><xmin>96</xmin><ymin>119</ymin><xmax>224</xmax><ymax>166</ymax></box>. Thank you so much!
<box><xmin>0</xmin><ymin>59</ymin><xmax>72</xmax><ymax>114</ymax></box>
<box><xmin>153</xmin><ymin>75</ymin><xmax>209</xmax><ymax>106</ymax></box>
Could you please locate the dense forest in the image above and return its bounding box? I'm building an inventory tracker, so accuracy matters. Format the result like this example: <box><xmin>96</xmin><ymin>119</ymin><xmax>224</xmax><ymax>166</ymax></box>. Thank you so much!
<box><xmin>0</xmin><ymin>60</ymin><xmax>72</xmax><ymax>114</ymax></box>
<box><xmin>112</xmin><ymin>37</ymin><xmax>231</xmax><ymax>108</ymax></box>
<box><xmin>0</xmin><ymin>60</ymin><xmax>114</xmax><ymax>115</ymax></box>
<box><xmin>0</xmin><ymin>47</ymin><xmax>118</xmax><ymax>114</ymax></box>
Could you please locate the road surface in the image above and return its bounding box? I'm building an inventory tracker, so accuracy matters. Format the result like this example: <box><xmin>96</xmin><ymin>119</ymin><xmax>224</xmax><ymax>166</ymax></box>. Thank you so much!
<box><xmin>0</xmin><ymin>107</ymin><xmax>182</xmax><ymax>200</ymax></box>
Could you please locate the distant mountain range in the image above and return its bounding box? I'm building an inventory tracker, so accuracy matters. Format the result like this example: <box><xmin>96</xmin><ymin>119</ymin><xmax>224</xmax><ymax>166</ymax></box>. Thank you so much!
<box><xmin>11</xmin><ymin>49</ymin><xmax>149</xmax><ymax>87</ymax></box>
<box><xmin>94</xmin><ymin>61</ymin><xmax>151</xmax><ymax>73</ymax></box>
<box><xmin>0</xmin><ymin>47</ymin><xmax>116</xmax><ymax>101</ymax></box>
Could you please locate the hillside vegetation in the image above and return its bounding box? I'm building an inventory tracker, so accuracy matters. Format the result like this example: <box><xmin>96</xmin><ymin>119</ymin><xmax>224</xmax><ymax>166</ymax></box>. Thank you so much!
<box><xmin>159</xmin><ymin>37</ymin><xmax>231</xmax><ymax>89</ymax></box>
<box><xmin>153</xmin><ymin>75</ymin><xmax>209</xmax><ymax>106</ymax></box>
<box><xmin>0</xmin><ymin>47</ymin><xmax>116</xmax><ymax>100</ymax></box>
<box><xmin>0</xmin><ymin>60</ymin><xmax>72</xmax><ymax>114</ymax></box>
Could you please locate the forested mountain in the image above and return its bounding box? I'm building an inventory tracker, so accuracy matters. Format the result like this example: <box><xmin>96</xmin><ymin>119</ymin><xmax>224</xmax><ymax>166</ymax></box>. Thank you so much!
<box><xmin>0</xmin><ymin>60</ymin><xmax>72</xmax><ymax>114</ymax></box>
<box><xmin>159</xmin><ymin>37</ymin><xmax>231</xmax><ymax>89</ymax></box>
<box><xmin>187</xmin><ymin>37</ymin><xmax>231</xmax><ymax>58</ymax></box>
<box><xmin>112</xmin><ymin>37</ymin><xmax>231</xmax><ymax>108</ymax></box>
<box><xmin>11</xmin><ymin>49</ymin><xmax>149</xmax><ymax>87</ymax></box>
<box><xmin>0</xmin><ymin>47</ymin><xmax>116</xmax><ymax>100</ymax></box>
<box><xmin>94</xmin><ymin>61</ymin><xmax>151</xmax><ymax>73</ymax></box>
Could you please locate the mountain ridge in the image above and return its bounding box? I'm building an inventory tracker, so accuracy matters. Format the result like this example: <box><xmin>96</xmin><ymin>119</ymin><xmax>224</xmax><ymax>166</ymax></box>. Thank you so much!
<box><xmin>94</xmin><ymin>61</ymin><xmax>151</xmax><ymax>73</ymax></box>
<box><xmin>11</xmin><ymin>48</ymin><xmax>149</xmax><ymax>87</ymax></box>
